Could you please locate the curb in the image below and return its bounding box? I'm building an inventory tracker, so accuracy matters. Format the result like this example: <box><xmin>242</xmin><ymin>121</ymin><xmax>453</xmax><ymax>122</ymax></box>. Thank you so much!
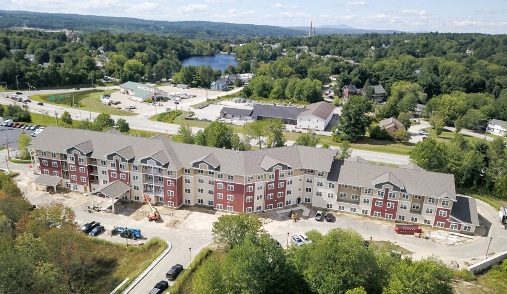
<box><xmin>118</xmin><ymin>241</ymin><xmax>172</xmax><ymax>294</ymax></box>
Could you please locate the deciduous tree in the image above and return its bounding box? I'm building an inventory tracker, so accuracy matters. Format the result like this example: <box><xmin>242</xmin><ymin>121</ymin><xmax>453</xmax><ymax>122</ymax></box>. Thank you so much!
<box><xmin>338</xmin><ymin>96</ymin><xmax>374</xmax><ymax>141</ymax></box>
<box><xmin>212</xmin><ymin>214</ymin><xmax>263</xmax><ymax>249</ymax></box>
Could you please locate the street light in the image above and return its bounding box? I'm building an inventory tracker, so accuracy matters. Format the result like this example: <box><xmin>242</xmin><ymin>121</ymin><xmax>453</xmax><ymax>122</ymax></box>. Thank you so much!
<box><xmin>286</xmin><ymin>232</ymin><xmax>290</xmax><ymax>248</ymax></box>
<box><xmin>189</xmin><ymin>247</ymin><xmax>192</xmax><ymax>269</ymax></box>
<box><xmin>15</xmin><ymin>75</ymin><xmax>19</xmax><ymax>91</ymax></box>
<box><xmin>25</xmin><ymin>82</ymin><xmax>31</xmax><ymax>91</ymax></box>
<box><xmin>486</xmin><ymin>237</ymin><xmax>493</xmax><ymax>258</ymax></box>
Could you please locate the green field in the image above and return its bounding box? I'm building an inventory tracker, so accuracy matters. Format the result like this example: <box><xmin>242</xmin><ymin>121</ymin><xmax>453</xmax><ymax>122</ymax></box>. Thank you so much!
<box><xmin>30</xmin><ymin>90</ymin><xmax>136</xmax><ymax>116</ymax></box>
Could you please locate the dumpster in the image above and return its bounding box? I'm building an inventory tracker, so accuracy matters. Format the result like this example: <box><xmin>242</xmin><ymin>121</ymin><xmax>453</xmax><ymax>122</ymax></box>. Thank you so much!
<box><xmin>395</xmin><ymin>224</ymin><xmax>422</xmax><ymax>235</ymax></box>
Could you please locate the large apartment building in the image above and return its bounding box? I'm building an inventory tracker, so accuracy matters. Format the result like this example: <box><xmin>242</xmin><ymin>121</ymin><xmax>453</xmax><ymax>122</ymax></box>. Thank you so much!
<box><xmin>30</xmin><ymin>127</ymin><xmax>479</xmax><ymax>234</ymax></box>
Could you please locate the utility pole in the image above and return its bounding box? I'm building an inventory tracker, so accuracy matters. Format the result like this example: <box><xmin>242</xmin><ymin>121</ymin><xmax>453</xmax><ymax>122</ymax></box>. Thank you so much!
<box><xmin>5</xmin><ymin>156</ymin><xmax>9</xmax><ymax>173</ymax></box>
<box><xmin>54</xmin><ymin>111</ymin><xmax>58</xmax><ymax>125</ymax></box>
<box><xmin>5</xmin><ymin>135</ymin><xmax>10</xmax><ymax>159</ymax></box>
<box><xmin>486</xmin><ymin>237</ymin><xmax>493</xmax><ymax>258</ymax></box>
<box><xmin>189</xmin><ymin>247</ymin><xmax>192</xmax><ymax>268</ymax></box>
<box><xmin>15</xmin><ymin>75</ymin><xmax>19</xmax><ymax>91</ymax></box>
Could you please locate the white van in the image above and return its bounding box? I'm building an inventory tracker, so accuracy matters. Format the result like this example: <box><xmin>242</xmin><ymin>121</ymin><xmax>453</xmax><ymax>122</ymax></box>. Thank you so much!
<box><xmin>3</xmin><ymin>119</ymin><xmax>13</xmax><ymax>127</ymax></box>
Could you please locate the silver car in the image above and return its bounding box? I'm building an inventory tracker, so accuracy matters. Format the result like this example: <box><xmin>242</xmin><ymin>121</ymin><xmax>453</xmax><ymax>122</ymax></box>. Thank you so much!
<box><xmin>291</xmin><ymin>234</ymin><xmax>305</xmax><ymax>246</ymax></box>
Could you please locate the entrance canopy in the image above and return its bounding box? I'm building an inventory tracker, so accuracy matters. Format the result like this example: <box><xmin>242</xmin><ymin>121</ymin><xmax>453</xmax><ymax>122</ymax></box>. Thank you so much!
<box><xmin>92</xmin><ymin>180</ymin><xmax>130</xmax><ymax>199</ymax></box>
<box><xmin>34</xmin><ymin>175</ymin><xmax>62</xmax><ymax>190</ymax></box>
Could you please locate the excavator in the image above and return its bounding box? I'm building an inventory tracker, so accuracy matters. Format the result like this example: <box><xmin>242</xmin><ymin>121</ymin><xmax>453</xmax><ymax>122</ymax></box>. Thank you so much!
<box><xmin>143</xmin><ymin>195</ymin><xmax>161</xmax><ymax>222</ymax></box>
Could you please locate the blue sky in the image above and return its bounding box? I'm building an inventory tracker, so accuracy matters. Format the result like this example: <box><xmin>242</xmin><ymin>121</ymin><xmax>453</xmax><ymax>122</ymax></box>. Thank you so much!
<box><xmin>2</xmin><ymin>0</ymin><xmax>507</xmax><ymax>34</ymax></box>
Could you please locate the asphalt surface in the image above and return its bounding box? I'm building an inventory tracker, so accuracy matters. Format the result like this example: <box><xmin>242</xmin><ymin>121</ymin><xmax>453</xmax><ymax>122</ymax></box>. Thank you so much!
<box><xmin>0</xmin><ymin>126</ymin><xmax>35</xmax><ymax>149</ymax></box>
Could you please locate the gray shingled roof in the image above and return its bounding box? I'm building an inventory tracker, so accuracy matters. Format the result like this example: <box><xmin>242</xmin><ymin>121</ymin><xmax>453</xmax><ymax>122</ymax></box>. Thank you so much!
<box><xmin>451</xmin><ymin>195</ymin><xmax>479</xmax><ymax>225</ymax></box>
<box><xmin>299</xmin><ymin>101</ymin><xmax>335</xmax><ymax>120</ymax></box>
<box><xmin>74</xmin><ymin>140</ymin><xmax>94</xmax><ymax>155</ymax></box>
<box><xmin>372</xmin><ymin>172</ymin><xmax>405</xmax><ymax>190</ymax></box>
<box><xmin>220</xmin><ymin>107</ymin><xmax>253</xmax><ymax>116</ymax></box>
<box><xmin>260</xmin><ymin>155</ymin><xmax>290</xmax><ymax>171</ymax></box>
<box><xmin>116</xmin><ymin>146</ymin><xmax>136</xmax><ymax>161</ymax></box>
<box><xmin>379</xmin><ymin>117</ymin><xmax>405</xmax><ymax>130</ymax></box>
<box><xmin>34</xmin><ymin>175</ymin><xmax>62</xmax><ymax>187</ymax></box>
<box><xmin>488</xmin><ymin>119</ymin><xmax>506</xmax><ymax>127</ymax></box>
<box><xmin>334</xmin><ymin>160</ymin><xmax>456</xmax><ymax>200</ymax></box>
<box><xmin>192</xmin><ymin>153</ymin><xmax>221</xmax><ymax>168</ymax></box>
<box><xmin>92</xmin><ymin>180</ymin><xmax>131</xmax><ymax>198</ymax></box>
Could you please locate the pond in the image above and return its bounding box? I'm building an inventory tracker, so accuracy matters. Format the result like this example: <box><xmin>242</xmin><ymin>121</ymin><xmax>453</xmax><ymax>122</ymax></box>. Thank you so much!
<box><xmin>182</xmin><ymin>53</ymin><xmax>238</xmax><ymax>73</ymax></box>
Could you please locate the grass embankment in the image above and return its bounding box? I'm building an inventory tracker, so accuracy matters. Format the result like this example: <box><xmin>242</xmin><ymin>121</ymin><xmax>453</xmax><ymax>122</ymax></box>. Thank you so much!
<box><xmin>86</xmin><ymin>237</ymin><xmax>167</xmax><ymax>293</ymax></box>
<box><xmin>169</xmin><ymin>247</ymin><xmax>213</xmax><ymax>294</ymax></box>
<box><xmin>30</xmin><ymin>89</ymin><xmax>136</xmax><ymax>116</ymax></box>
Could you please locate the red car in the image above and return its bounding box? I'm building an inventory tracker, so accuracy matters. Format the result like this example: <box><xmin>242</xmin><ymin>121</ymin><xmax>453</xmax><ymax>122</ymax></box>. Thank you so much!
<box><xmin>12</xmin><ymin>123</ymin><xmax>19</xmax><ymax>128</ymax></box>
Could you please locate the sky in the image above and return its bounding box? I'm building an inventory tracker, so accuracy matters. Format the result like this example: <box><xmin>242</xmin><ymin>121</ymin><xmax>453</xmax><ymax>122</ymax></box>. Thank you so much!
<box><xmin>1</xmin><ymin>0</ymin><xmax>507</xmax><ymax>34</ymax></box>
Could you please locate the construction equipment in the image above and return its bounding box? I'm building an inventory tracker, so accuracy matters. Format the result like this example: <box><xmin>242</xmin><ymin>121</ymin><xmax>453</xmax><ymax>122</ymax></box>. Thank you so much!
<box><xmin>144</xmin><ymin>195</ymin><xmax>161</xmax><ymax>222</ymax></box>
<box><xmin>112</xmin><ymin>226</ymin><xmax>142</xmax><ymax>240</ymax></box>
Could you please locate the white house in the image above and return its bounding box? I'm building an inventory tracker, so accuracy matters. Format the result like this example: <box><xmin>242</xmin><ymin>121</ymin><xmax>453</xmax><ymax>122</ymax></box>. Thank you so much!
<box><xmin>296</xmin><ymin>101</ymin><xmax>335</xmax><ymax>131</ymax></box>
<box><xmin>486</xmin><ymin>119</ymin><xmax>506</xmax><ymax>136</ymax></box>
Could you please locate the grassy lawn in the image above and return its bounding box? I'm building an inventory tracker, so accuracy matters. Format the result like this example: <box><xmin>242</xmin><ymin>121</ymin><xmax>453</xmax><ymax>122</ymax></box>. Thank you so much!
<box><xmin>429</xmin><ymin>129</ymin><xmax>488</xmax><ymax>145</ymax></box>
<box><xmin>474</xmin><ymin>264</ymin><xmax>507</xmax><ymax>294</ymax></box>
<box><xmin>30</xmin><ymin>89</ymin><xmax>136</xmax><ymax>116</ymax></box>
<box><xmin>316</xmin><ymin>135</ymin><xmax>413</xmax><ymax>155</ymax></box>
<box><xmin>457</xmin><ymin>188</ymin><xmax>507</xmax><ymax>210</ymax></box>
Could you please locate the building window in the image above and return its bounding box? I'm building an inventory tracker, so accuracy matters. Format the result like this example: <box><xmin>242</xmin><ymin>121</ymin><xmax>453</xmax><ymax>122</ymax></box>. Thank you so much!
<box><xmin>327</xmin><ymin>192</ymin><xmax>334</xmax><ymax>198</ymax></box>
<box><xmin>279</xmin><ymin>172</ymin><xmax>285</xmax><ymax>178</ymax></box>
<box><xmin>120</xmin><ymin>174</ymin><xmax>126</xmax><ymax>180</ymax></box>
<box><xmin>267</xmin><ymin>193</ymin><xmax>274</xmax><ymax>199</ymax></box>
<box><xmin>268</xmin><ymin>183</ymin><xmax>274</xmax><ymax>189</ymax></box>
<box><xmin>375</xmin><ymin>200</ymin><xmax>383</xmax><ymax>207</ymax></box>
<box><xmin>287</xmin><ymin>180</ymin><xmax>292</xmax><ymax>185</ymax></box>
<box><xmin>306</xmin><ymin>169</ymin><xmax>314</xmax><ymax>174</ymax></box>
<box><xmin>439</xmin><ymin>210</ymin><xmax>447</xmax><ymax>217</ymax></box>
<box><xmin>463</xmin><ymin>225</ymin><xmax>471</xmax><ymax>231</ymax></box>
<box><xmin>305</xmin><ymin>187</ymin><xmax>312</xmax><ymax>193</ymax></box>
<box><xmin>247</xmin><ymin>186</ymin><xmax>253</xmax><ymax>192</ymax></box>
<box><xmin>351</xmin><ymin>194</ymin><xmax>359</xmax><ymax>200</ymax></box>
<box><xmin>374</xmin><ymin>211</ymin><xmax>381</xmax><ymax>217</ymax></box>
<box><xmin>278</xmin><ymin>182</ymin><xmax>284</xmax><ymax>188</ymax></box>
<box><xmin>198</xmin><ymin>178</ymin><xmax>204</xmax><ymax>184</ymax></box>
<box><xmin>246</xmin><ymin>196</ymin><xmax>253</xmax><ymax>202</ymax></box>
<box><xmin>167</xmin><ymin>180</ymin><xmax>174</xmax><ymax>186</ymax></box>
<box><xmin>184</xmin><ymin>168</ymin><xmax>191</xmax><ymax>174</ymax></box>
<box><xmin>412</xmin><ymin>204</ymin><xmax>420</xmax><ymax>210</ymax></box>
<box><xmin>329</xmin><ymin>183</ymin><xmax>336</xmax><ymax>189</ymax></box>
<box><xmin>208</xmin><ymin>189</ymin><xmax>214</xmax><ymax>195</ymax></box>
<box><xmin>285</xmin><ymin>200</ymin><xmax>292</xmax><ymax>206</ymax></box>
<box><xmin>217</xmin><ymin>193</ymin><xmax>223</xmax><ymax>199</ymax></box>
<box><xmin>257</xmin><ymin>195</ymin><xmax>263</xmax><ymax>200</ymax></box>
<box><xmin>340</xmin><ymin>184</ymin><xmax>348</xmax><ymax>188</ymax></box>
<box><xmin>441</xmin><ymin>200</ymin><xmax>449</xmax><ymax>206</ymax></box>
<box><xmin>257</xmin><ymin>175</ymin><xmax>264</xmax><ymax>180</ymax></box>
<box><xmin>80</xmin><ymin>176</ymin><xmax>86</xmax><ymax>182</ymax></box>
<box><xmin>227</xmin><ymin>195</ymin><xmax>234</xmax><ymax>201</ymax></box>
<box><xmin>167</xmin><ymin>170</ymin><xmax>173</xmax><ymax>176</ymax></box>
<box><xmin>217</xmin><ymin>173</ymin><xmax>224</xmax><ymax>179</ymax></box>
<box><xmin>327</xmin><ymin>203</ymin><xmax>333</xmax><ymax>209</ymax></box>
<box><xmin>208</xmin><ymin>200</ymin><xmax>214</xmax><ymax>206</ymax></box>
<box><xmin>256</xmin><ymin>205</ymin><xmax>262</xmax><ymax>211</ymax></box>
<box><xmin>317</xmin><ymin>181</ymin><xmax>323</xmax><ymax>187</ymax></box>
<box><xmin>377</xmin><ymin>190</ymin><xmax>384</xmax><ymax>197</ymax></box>
<box><xmin>167</xmin><ymin>190</ymin><xmax>174</xmax><ymax>196</ymax></box>
<box><xmin>197</xmin><ymin>169</ymin><xmax>204</xmax><ymax>174</ymax></box>
<box><xmin>316</xmin><ymin>191</ymin><xmax>322</xmax><ymax>197</ymax></box>
<box><xmin>100</xmin><ymin>160</ymin><xmax>106</xmax><ymax>166</ymax></box>
<box><xmin>363</xmin><ymin>198</ymin><xmax>370</xmax><ymax>204</ymax></box>
<box><xmin>288</xmin><ymin>170</ymin><xmax>293</xmax><ymax>176</ymax></box>
<box><xmin>132</xmin><ymin>175</ymin><xmax>138</xmax><ymax>180</ymax></box>
<box><xmin>306</xmin><ymin>178</ymin><xmax>313</xmax><ymax>183</ymax></box>
<box><xmin>388</xmin><ymin>192</ymin><xmax>395</xmax><ymax>199</ymax></box>
<box><xmin>246</xmin><ymin>207</ymin><xmax>253</xmax><ymax>213</ymax></box>
<box><xmin>217</xmin><ymin>183</ymin><xmax>223</xmax><ymax>189</ymax></box>
<box><xmin>247</xmin><ymin>176</ymin><xmax>253</xmax><ymax>182</ymax></box>
<box><xmin>287</xmin><ymin>190</ymin><xmax>292</xmax><ymax>195</ymax></box>
<box><xmin>51</xmin><ymin>152</ymin><xmax>56</xmax><ymax>158</ymax></box>
<box><xmin>167</xmin><ymin>201</ymin><xmax>174</xmax><ymax>207</ymax></box>
<box><xmin>227</xmin><ymin>184</ymin><xmax>234</xmax><ymax>191</ymax></box>
<box><xmin>185</xmin><ymin>178</ymin><xmax>191</xmax><ymax>184</ymax></box>
<box><xmin>198</xmin><ymin>188</ymin><xmax>204</xmax><ymax>193</ymax></box>
<box><xmin>450</xmin><ymin>224</ymin><xmax>458</xmax><ymax>230</ymax></box>
<box><xmin>350</xmin><ymin>207</ymin><xmax>357</xmax><ymax>213</ymax></box>
<box><xmin>209</xmin><ymin>179</ymin><xmax>215</xmax><ymax>185</ymax></box>
<box><xmin>386</xmin><ymin>214</ymin><xmax>393</xmax><ymax>220</ymax></box>
<box><xmin>68</xmin><ymin>155</ymin><xmax>74</xmax><ymax>162</ymax></box>
<box><xmin>362</xmin><ymin>209</ymin><xmax>369</xmax><ymax>215</ymax></box>
<box><xmin>426</xmin><ymin>208</ymin><xmax>434</xmax><ymax>214</ymax></box>
<box><xmin>398</xmin><ymin>215</ymin><xmax>405</xmax><ymax>221</ymax></box>
<box><xmin>110</xmin><ymin>162</ymin><xmax>116</xmax><ymax>168</ymax></box>
<box><xmin>111</xmin><ymin>172</ymin><xmax>117</xmax><ymax>178</ymax></box>
<box><xmin>52</xmin><ymin>171</ymin><xmax>59</xmax><ymax>177</ymax></box>
<box><xmin>70</xmin><ymin>175</ymin><xmax>76</xmax><ymax>180</ymax></box>
<box><xmin>267</xmin><ymin>204</ymin><xmax>273</xmax><ymax>210</ymax></box>
<box><xmin>119</xmin><ymin>163</ymin><xmax>126</xmax><ymax>170</ymax></box>
<box><xmin>424</xmin><ymin>219</ymin><xmax>431</xmax><ymax>225</ymax></box>
<box><xmin>277</xmin><ymin>202</ymin><xmax>283</xmax><ymax>208</ymax></box>
<box><xmin>401</xmin><ymin>193</ymin><xmax>409</xmax><ymax>200</ymax></box>
<box><xmin>352</xmin><ymin>186</ymin><xmax>358</xmax><ymax>190</ymax></box>
<box><xmin>197</xmin><ymin>198</ymin><xmax>204</xmax><ymax>204</ymax></box>
<box><xmin>436</xmin><ymin>222</ymin><xmax>445</xmax><ymax>228</ymax></box>
<box><xmin>257</xmin><ymin>184</ymin><xmax>263</xmax><ymax>190</ymax></box>
<box><xmin>411</xmin><ymin>217</ymin><xmax>418</xmax><ymax>223</ymax></box>
<box><xmin>414</xmin><ymin>195</ymin><xmax>422</xmax><ymax>200</ymax></box>
<box><xmin>277</xmin><ymin>192</ymin><xmax>284</xmax><ymax>198</ymax></box>
<box><xmin>184</xmin><ymin>188</ymin><xmax>191</xmax><ymax>194</ymax></box>
<box><xmin>132</xmin><ymin>185</ymin><xmax>139</xmax><ymax>191</ymax></box>
<box><xmin>41</xmin><ymin>151</ymin><xmax>47</xmax><ymax>157</ymax></box>
<box><xmin>317</xmin><ymin>171</ymin><xmax>325</xmax><ymax>177</ymax></box>
<box><xmin>52</xmin><ymin>161</ymin><xmax>58</xmax><ymax>167</ymax></box>
<box><xmin>364</xmin><ymin>188</ymin><xmax>372</xmax><ymax>194</ymax></box>
<box><xmin>227</xmin><ymin>175</ymin><xmax>234</xmax><ymax>181</ymax></box>
<box><xmin>102</xmin><ymin>170</ymin><xmax>107</xmax><ymax>175</ymax></box>
<box><xmin>428</xmin><ymin>197</ymin><xmax>436</xmax><ymax>204</ymax></box>
<box><xmin>70</xmin><ymin>165</ymin><xmax>76</xmax><ymax>171</ymax></box>
<box><xmin>78</xmin><ymin>167</ymin><xmax>84</xmax><ymax>173</ymax></box>
<box><xmin>304</xmin><ymin>198</ymin><xmax>311</xmax><ymax>203</ymax></box>
<box><xmin>208</xmin><ymin>171</ymin><xmax>214</xmax><ymax>176</ymax></box>
<box><xmin>387</xmin><ymin>202</ymin><xmax>394</xmax><ymax>209</ymax></box>
<box><xmin>268</xmin><ymin>173</ymin><xmax>275</xmax><ymax>180</ymax></box>
<box><xmin>400</xmin><ymin>204</ymin><xmax>407</xmax><ymax>210</ymax></box>
<box><xmin>216</xmin><ymin>204</ymin><xmax>223</xmax><ymax>210</ymax></box>
<box><xmin>42</xmin><ymin>160</ymin><xmax>48</xmax><ymax>166</ymax></box>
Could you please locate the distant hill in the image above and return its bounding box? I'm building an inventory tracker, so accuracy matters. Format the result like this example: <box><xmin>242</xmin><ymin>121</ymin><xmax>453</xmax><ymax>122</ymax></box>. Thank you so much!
<box><xmin>289</xmin><ymin>24</ymin><xmax>402</xmax><ymax>35</ymax></box>
<box><xmin>0</xmin><ymin>10</ymin><xmax>302</xmax><ymax>39</ymax></box>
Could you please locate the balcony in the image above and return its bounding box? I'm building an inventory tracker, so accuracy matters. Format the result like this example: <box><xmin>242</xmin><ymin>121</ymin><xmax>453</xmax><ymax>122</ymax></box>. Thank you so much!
<box><xmin>89</xmin><ymin>159</ymin><xmax>98</xmax><ymax>166</ymax></box>
<box><xmin>89</xmin><ymin>169</ymin><xmax>98</xmax><ymax>176</ymax></box>
<box><xmin>142</xmin><ymin>167</ymin><xmax>163</xmax><ymax>176</ymax></box>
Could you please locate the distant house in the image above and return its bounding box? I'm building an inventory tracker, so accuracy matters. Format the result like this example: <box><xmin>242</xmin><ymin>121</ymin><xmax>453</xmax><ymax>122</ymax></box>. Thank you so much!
<box><xmin>370</xmin><ymin>85</ymin><xmax>386</xmax><ymax>102</ymax></box>
<box><xmin>220</xmin><ymin>107</ymin><xmax>253</xmax><ymax>121</ymax></box>
<box><xmin>211</xmin><ymin>73</ymin><xmax>254</xmax><ymax>91</ymax></box>
<box><xmin>297</xmin><ymin>101</ymin><xmax>335</xmax><ymax>131</ymax></box>
<box><xmin>486</xmin><ymin>119</ymin><xmax>506</xmax><ymax>136</ymax></box>
<box><xmin>379</xmin><ymin>117</ymin><xmax>406</xmax><ymax>136</ymax></box>
<box><xmin>342</xmin><ymin>85</ymin><xmax>360</xmax><ymax>100</ymax></box>
<box><xmin>211</xmin><ymin>77</ymin><xmax>229</xmax><ymax>91</ymax></box>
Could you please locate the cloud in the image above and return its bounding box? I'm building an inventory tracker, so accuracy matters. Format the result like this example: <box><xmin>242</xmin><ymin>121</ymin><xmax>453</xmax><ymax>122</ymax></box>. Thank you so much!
<box><xmin>126</xmin><ymin>2</ymin><xmax>159</xmax><ymax>12</ymax></box>
<box><xmin>401</xmin><ymin>9</ymin><xmax>427</xmax><ymax>16</ymax></box>
<box><xmin>205</xmin><ymin>0</ymin><xmax>236</xmax><ymax>2</ymax></box>
<box><xmin>346</xmin><ymin>1</ymin><xmax>367</xmax><ymax>7</ymax></box>
<box><xmin>178</xmin><ymin>4</ymin><xmax>208</xmax><ymax>14</ymax></box>
<box><xmin>271</xmin><ymin>3</ymin><xmax>298</xmax><ymax>9</ymax></box>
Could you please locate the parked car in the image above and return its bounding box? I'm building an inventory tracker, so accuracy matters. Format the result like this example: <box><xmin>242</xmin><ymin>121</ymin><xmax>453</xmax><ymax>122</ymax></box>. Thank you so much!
<box><xmin>18</xmin><ymin>124</ymin><xmax>24</xmax><ymax>128</ymax></box>
<box><xmin>149</xmin><ymin>281</ymin><xmax>169</xmax><ymax>294</ymax></box>
<box><xmin>166</xmin><ymin>264</ymin><xmax>184</xmax><ymax>281</ymax></box>
<box><xmin>291</xmin><ymin>234</ymin><xmax>305</xmax><ymax>246</ymax></box>
<box><xmin>89</xmin><ymin>225</ymin><xmax>105</xmax><ymax>236</ymax></box>
<box><xmin>299</xmin><ymin>233</ymin><xmax>312</xmax><ymax>244</ymax></box>
<box><xmin>12</xmin><ymin>123</ymin><xmax>19</xmax><ymax>128</ymax></box>
<box><xmin>30</xmin><ymin>125</ymin><xmax>38</xmax><ymax>130</ymax></box>
<box><xmin>419</xmin><ymin>129</ymin><xmax>429</xmax><ymax>136</ymax></box>
<box><xmin>15</xmin><ymin>92</ymin><xmax>22</xmax><ymax>95</ymax></box>
<box><xmin>80</xmin><ymin>221</ymin><xmax>98</xmax><ymax>234</ymax></box>
<box><xmin>37</xmin><ymin>102</ymin><xmax>44</xmax><ymax>106</ymax></box>
<box><xmin>125</xmin><ymin>105</ymin><xmax>136</xmax><ymax>110</ymax></box>
<box><xmin>325</xmin><ymin>213</ymin><xmax>334</xmax><ymax>222</ymax></box>
<box><xmin>315</xmin><ymin>210</ymin><xmax>324</xmax><ymax>221</ymax></box>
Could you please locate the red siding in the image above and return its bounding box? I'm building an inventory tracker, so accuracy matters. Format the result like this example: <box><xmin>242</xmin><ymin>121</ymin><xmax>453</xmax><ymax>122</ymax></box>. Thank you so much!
<box><xmin>68</xmin><ymin>152</ymin><xmax>88</xmax><ymax>186</ymax></box>
<box><xmin>215</xmin><ymin>181</ymin><xmax>245</xmax><ymax>212</ymax></box>
<box><xmin>39</xmin><ymin>157</ymin><xmax>62</xmax><ymax>177</ymax></box>
<box><xmin>164</xmin><ymin>177</ymin><xmax>178</xmax><ymax>205</ymax></box>
<box><xmin>175</xmin><ymin>177</ymin><xmax>183</xmax><ymax>207</ymax></box>
<box><xmin>369</xmin><ymin>187</ymin><xmax>398</xmax><ymax>219</ymax></box>
<box><xmin>434</xmin><ymin>207</ymin><xmax>451</xmax><ymax>228</ymax></box>
<box><xmin>108</xmin><ymin>158</ymin><xmax>129</xmax><ymax>185</ymax></box>
<box><xmin>244</xmin><ymin>183</ymin><xmax>255</xmax><ymax>212</ymax></box>
<box><xmin>264</xmin><ymin>169</ymin><xmax>286</xmax><ymax>210</ymax></box>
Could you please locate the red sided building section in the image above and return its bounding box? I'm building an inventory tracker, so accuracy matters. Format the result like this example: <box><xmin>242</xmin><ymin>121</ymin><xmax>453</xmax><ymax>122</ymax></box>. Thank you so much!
<box><xmin>264</xmin><ymin>168</ymin><xmax>286</xmax><ymax>210</ymax></box>
<box><xmin>214</xmin><ymin>180</ymin><xmax>245</xmax><ymax>212</ymax></box>
<box><xmin>68</xmin><ymin>151</ymin><xmax>89</xmax><ymax>189</ymax></box>
<box><xmin>370</xmin><ymin>186</ymin><xmax>398</xmax><ymax>219</ymax></box>
<box><xmin>434</xmin><ymin>207</ymin><xmax>452</xmax><ymax>228</ymax></box>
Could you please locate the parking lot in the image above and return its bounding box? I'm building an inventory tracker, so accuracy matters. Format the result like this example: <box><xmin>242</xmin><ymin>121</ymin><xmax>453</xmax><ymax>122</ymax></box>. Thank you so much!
<box><xmin>0</xmin><ymin>126</ymin><xmax>35</xmax><ymax>149</ymax></box>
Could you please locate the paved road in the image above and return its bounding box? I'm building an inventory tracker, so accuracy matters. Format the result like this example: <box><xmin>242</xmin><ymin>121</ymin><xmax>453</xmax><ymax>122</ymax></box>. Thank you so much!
<box><xmin>408</xmin><ymin>120</ymin><xmax>431</xmax><ymax>144</ymax></box>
